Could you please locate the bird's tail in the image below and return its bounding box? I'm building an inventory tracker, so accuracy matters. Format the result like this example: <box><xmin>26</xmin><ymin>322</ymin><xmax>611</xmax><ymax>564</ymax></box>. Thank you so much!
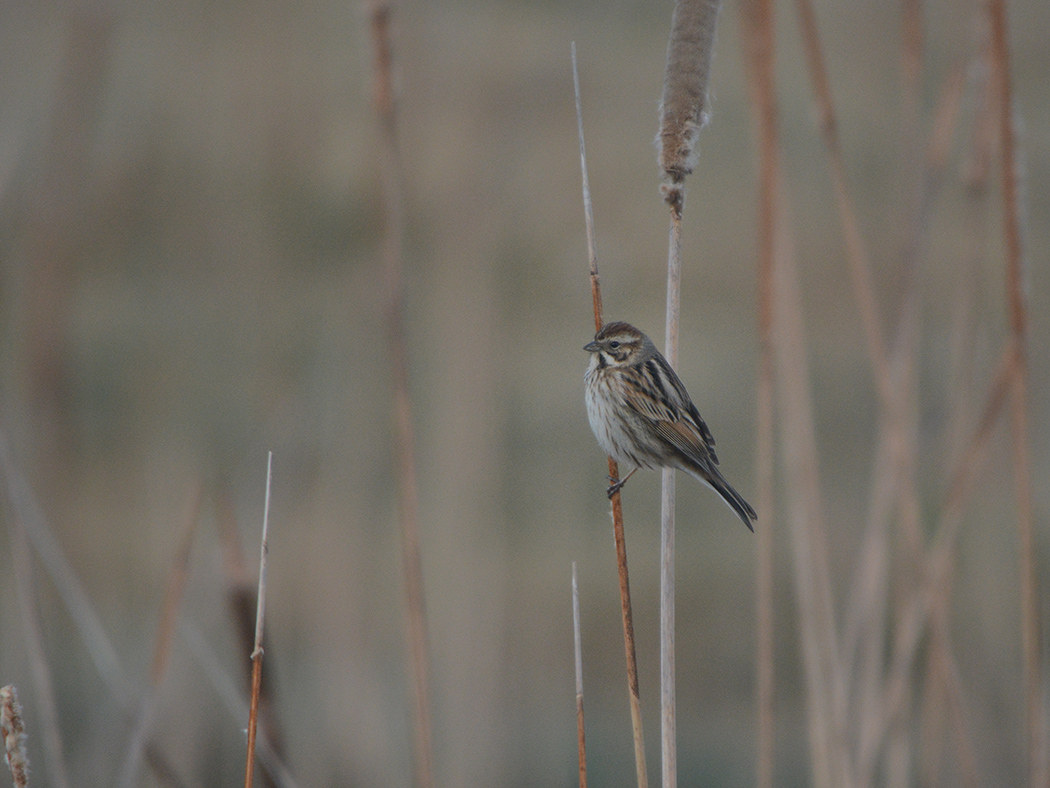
<box><xmin>686</xmin><ymin>465</ymin><xmax>757</xmax><ymax>533</ymax></box>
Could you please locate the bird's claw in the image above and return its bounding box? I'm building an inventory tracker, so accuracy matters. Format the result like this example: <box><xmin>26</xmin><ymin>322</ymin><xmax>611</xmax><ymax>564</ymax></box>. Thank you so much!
<box><xmin>606</xmin><ymin>476</ymin><xmax>627</xmax><ymax>499</ymax></box>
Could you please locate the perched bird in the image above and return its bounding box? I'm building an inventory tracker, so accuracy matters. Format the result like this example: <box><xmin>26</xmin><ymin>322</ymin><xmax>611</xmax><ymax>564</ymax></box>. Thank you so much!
<box><xmin>584</xmin><ymin>321</ymin><xmax>756</xmax><ymax>532</ymax></box>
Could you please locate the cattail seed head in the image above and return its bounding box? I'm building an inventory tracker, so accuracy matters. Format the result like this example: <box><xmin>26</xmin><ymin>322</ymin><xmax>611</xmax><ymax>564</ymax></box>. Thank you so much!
<box><xmin>658</xmin><ymin>0</ymin><xmax>723</xmax><ymax>209</ymax></box>
<box><xmin>1</xmin><ymin>686</ymin><xmax>29</xmax><ymax>788</ymax></box>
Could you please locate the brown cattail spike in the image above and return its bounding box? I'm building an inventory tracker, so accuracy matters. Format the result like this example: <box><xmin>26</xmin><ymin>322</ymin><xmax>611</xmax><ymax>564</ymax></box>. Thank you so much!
<box><xmin>658</xmin><ymin>0</ymin><xmax>723</xmax><ymax>208</ymax></box>
<box><xmin>1</xmin><ymin>686</ymin><xmax>29</xmax><ymax>788</ymax></box>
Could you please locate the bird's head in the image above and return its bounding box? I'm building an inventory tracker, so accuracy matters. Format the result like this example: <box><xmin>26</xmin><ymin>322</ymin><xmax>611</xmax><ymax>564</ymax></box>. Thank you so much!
<box><xmin>584</xmin><ymin>321</ymin><xmax>652</xmax><ymax>368</ymax></box>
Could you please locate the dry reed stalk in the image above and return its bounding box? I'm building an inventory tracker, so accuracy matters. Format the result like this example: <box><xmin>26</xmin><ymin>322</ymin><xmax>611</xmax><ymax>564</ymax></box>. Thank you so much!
<box><xmin>659</xmin><ymin>274</ymin><xmax>679</xmax><ymax>788</ymax></box>
<box><xmin>987</xmin><ymin>1</ymin><xmax>1042</xmax><ymax>783</ymax></box>
<box><xmin>893</xmin><ymin>68</ymin><xmax>979</xmax><ymax>788</ymax></box>
<box><xmin>243</xmin><ymin>453</ymin><xmax>273</xmax><ymax>788</ymax></box>
<box><xmin>117</xmin><ymin>485</ymin><xmax>204</xmax><ymax>788</ymax></box>
<box><xmin>787</xmin><ymin>3</ymin><xmax>894</xmax><ymax>781</ymax></box>
<box><xmin>737</xmin><ymin>0</ymin><xmax>777</xmax><ymax>784</ymax></box>
<box><xmin>1</xmin><ymin>686</ymin><xmax>29</xmax><ymax>788</ymax></box>
<box><xmin>572</xmin><ymin>562</ymin><xmax>588</xmax><ymax>788</ymax></box>
<box><xmin>862</xmin><ymin>344</ymin><xmax>1014</xmax><ymax>774</ymax></box>
<box><xmin>658</xmin><ymin>456</ymin><xmax>676</xmax><ymax>788</ymax></box>
<box><xmin>8</xmin><ymin>522</ymin><xmax>69</xmax><ymax>788</ymax></box>
<box><xmin>897</xmin><ymin>0</ymin><xmax>924</xmax><ymax>234</ymax></box>
<box><xmin>217</xmin><ymin>483</ymin><xmax>285</xmax><ymax>782</ymax></box>
<box><xmin>787</xmin><ymin>22</ymin><xmax>923</xmax><ymax>757</ymax></box>
<box><xmin>791</xmin><ymin>0</ymin><xmax>891</xmax><ymax>403</ymax></box>
<box><xmin>919</xmin><ymin>75</ymin><xmax>996</xmax><ymax>784</ymax></box>
<box><xmin>889</xmin><ymin>58</ymin><xmax>966</xmax><ymax>570</ymax></box>
<box><xmin>573</xmin><ymin>44</ymin><xmax>648</xmax><ymax>788</ymax></box>
<box><xmin>659</xmin><ymin>234</ymin><xmax>679</xmax><ymax>788</ymax></box>
<box><xmin>177</xmin><ymin>620</ymin><xmax>299</xmax><ymax>788</ymax></box>
<box><xmin>770</xmin><ymin>197</ymin><xmax>850</xmax><ymax>788</ymax></box>
<box><xmin>851</xmin><ymin>64</ymin><xmax>969</xmax><ymax>788</ymax></box>
<box><xmin>945</xmin><ymin>63</ymin><xmax>993</xmax><ymax>480</ymax></box>
<box><xmin>881</xmin><ymin>315</ymin><xmax>922</xmax><ymax>788</ymax></box>
<box><xmin>789</xmin><ymin>4</ymin><xmax>980</xmax><ymax>783</ymax></box>
<box><xmin>656</xmin><ymin>4</ymin><xmax>725</xmax><ymax>784</ymax></box>
<box><xmin>927</xmin><ymin>585</ymin><xmax>980</xmax><ymax>788</ymax></box>
<box><xmin>923</xmin><ymin>65</ymin><xmax>996</xmax><ymax>788</ymax></box>
<box><xmin>369</xmin><ymin>6</ymin><xmax>437</xmax><ymax>787</ymax></box>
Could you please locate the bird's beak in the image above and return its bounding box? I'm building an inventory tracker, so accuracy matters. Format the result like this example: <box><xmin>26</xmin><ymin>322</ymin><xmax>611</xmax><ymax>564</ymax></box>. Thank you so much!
<box><xmin>583</xmin><ymin>341</ymin><xmax>599</xmax><ymax>352</ymax></box>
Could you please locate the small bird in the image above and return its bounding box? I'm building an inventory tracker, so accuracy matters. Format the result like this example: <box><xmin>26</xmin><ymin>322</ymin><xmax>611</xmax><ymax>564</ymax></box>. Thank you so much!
<box><xmin>584</xmin><ymin>321</ymin><xmax>756</xmax><ymax>532</ymax></box>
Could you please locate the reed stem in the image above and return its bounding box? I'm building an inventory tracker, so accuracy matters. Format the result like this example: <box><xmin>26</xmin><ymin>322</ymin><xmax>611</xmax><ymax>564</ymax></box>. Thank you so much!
<box><xmin>573</xmin><ymin>44</ymin><xmax>649</xmax><ymax>788</ymax></box>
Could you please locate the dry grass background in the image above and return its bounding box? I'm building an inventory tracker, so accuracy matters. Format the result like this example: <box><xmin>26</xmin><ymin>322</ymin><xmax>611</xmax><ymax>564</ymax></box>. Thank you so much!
<box><xmin>0</xmin><ymin>0</ymin><xmax>1047</xmax><ymax>786</ymax></box>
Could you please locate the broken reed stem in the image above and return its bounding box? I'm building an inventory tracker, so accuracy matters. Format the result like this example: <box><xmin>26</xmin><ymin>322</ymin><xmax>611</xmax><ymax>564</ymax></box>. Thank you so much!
<box><xmin>1</xmin><ymin>686</ymin><xmax>29</xmax><ymax>788</ymax></box>
<box><xmin>217</xmin><ymin>484</ymin><xmax>286</xmax><ymax>788</ymax></box>
<box><xmin>178</xmin><ymin>621</ymin><xmax>301</xmax><ymax>788</ymax></box>
<box><xmin>370</xmin><ymin>6</ymin><xmax>437</xmax><ymax>788</ymax></box>
<box><xmin>573</xmin><ymin>44</ymin><xmax>648</xmax><ymax>788</ymax></box>
<box><xmin>986</xmin><ymin>2</ymin><xmax>1042</xmax><ymax>784</ymax></box>
<box><xmin>244</xmin><ymin>452</ymin><xmax>273</xmax><ymax>788</ymax></box>
<box><xmin>573</xmin><ymin>44</ymin><xmax>602</xmax><ymax>331</ymax></box>
<box><xmin>573</xmin><ymin>562</ymin><xmax>588</xmax><ymax>788</ymax></box>
<box><xmin>738</xmin><ymin>0</ymin><xmax>777</xmax><ymax>783</ymax></box>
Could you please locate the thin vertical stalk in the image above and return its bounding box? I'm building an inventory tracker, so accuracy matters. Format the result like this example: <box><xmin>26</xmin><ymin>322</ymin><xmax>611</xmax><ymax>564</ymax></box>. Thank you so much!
<box><xmin>770</xmin><ymin>199</ymin><xmax>850</xmax><ymax>788</ymax></box>
<box><xmin>656</xmin><ymin>3</ymin><xmax>724</xmax><ymax>785</ymax></box>
<box><xmin>369</xmin><ymin>6</ymin><xmax>436</xmax><ymax>788</ymax></box>
<box><xmin>178</xmin><ymin>621</ymin><xmax>300</xmax><ymax>788</ymax></box>
<box><xmin>738</xmin><ymin>0</ymin><xmax>777</xmax><ymax>783</ymax></box>
<box><xmin>244</xmin><ymin>452</ymin><xmax>273</xmax><ymax>788</ymax></box>
<box><xmin>573</xmin><ymin>562</ymin><xmax>588</xmax><ymax>788</ymax></box>
<box><xmin>862</xmin><ymin>344</ymin><xmax>1014</xmax><ymax>774</ymax></box>
<box><xmin>987</xmin><ymin>1</ymin><xmax>1041</xmax><ymax>784</ymax></box>
<box><xmin>660</xmin><ymin>212</ymin><xmax>681</xmax><ymax>788</ymax></box>
<box><xmin>573</xmin><ymin>44</ymin><xmax>648</xmax><ymax>788</ymax></box>
<box><xmin>843</xmin><ymin>63</ymin><xmax>967</xmax><ymax>788</ymax></box>
<box><xmin>216</xmin><ymin>483</ymin><xmax>285</xmax><ymax>782</ymax></box>
<box><xmin>791</xmin><ymin>0</ymin><xmax>891</xmax><ymax>404</ymax></box>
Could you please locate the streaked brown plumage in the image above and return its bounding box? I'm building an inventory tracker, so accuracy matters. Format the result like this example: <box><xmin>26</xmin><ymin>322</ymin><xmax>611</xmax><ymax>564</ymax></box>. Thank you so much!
<box><xmin>584</xmin><ymin>321</ymin><xmax>756</xmax><ymax>532</ymax></box>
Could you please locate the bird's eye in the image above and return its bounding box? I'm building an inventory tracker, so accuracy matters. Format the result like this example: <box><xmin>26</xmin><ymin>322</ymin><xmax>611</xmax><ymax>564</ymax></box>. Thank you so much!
<box><xmin>609</xmin><ymin>341</ymin><xmax>620</xmax><ymax>349</ymax></box>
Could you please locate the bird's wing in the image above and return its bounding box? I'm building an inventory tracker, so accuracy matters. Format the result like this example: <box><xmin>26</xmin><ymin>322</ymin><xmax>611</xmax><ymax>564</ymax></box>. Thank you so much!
<box><xmin>623</xmin><ymin>357</ymin><xmax>720</xmax><ymax>467</ymax></box>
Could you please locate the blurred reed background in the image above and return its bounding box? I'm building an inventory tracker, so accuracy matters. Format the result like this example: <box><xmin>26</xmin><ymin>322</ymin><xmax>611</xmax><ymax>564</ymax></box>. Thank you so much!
<box><xmin>0</xmin><ymin>0</ymin><xmax>1047</xmax><ymax>786</ymax></box>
